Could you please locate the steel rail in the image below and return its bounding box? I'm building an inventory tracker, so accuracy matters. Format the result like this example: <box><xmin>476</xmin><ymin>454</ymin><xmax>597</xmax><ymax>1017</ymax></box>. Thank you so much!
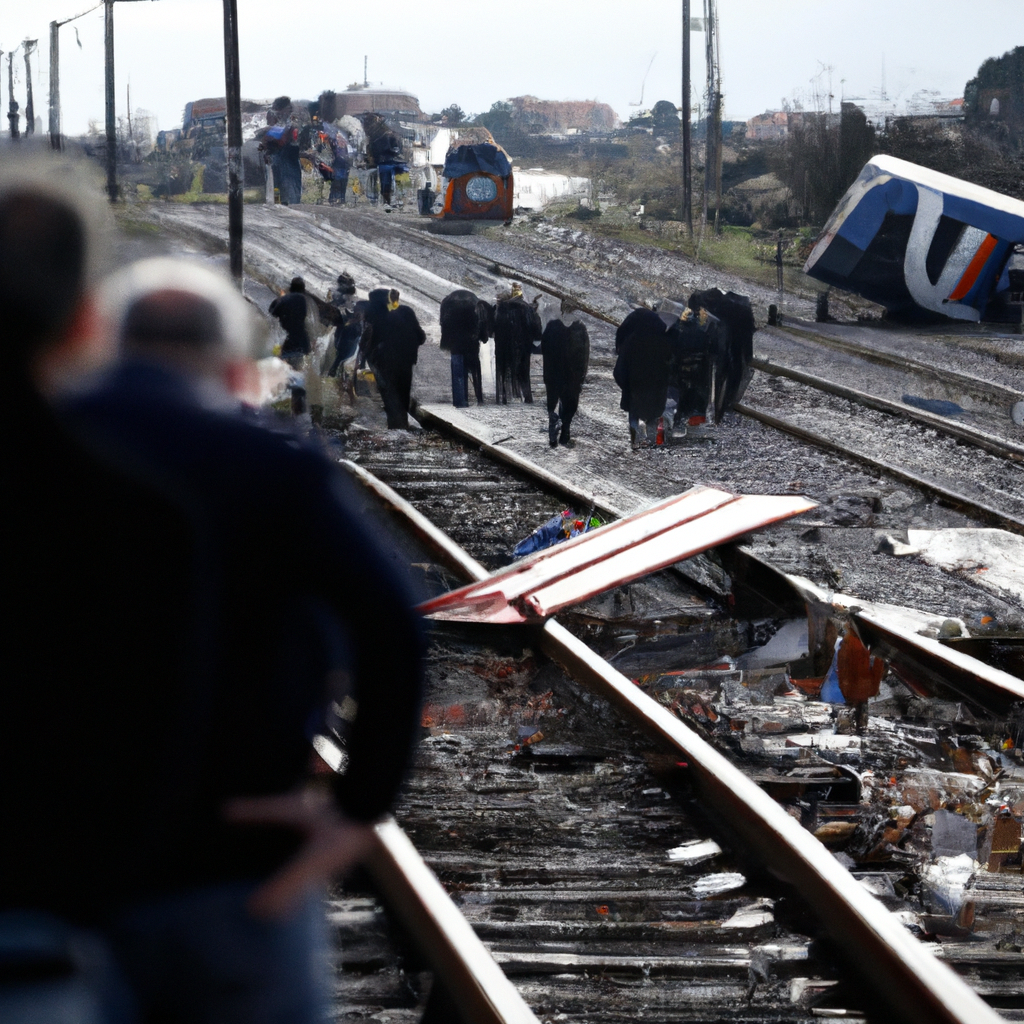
<box><xmin>734</xmin><ymin>401</ymin><xmax>1024</xmax><ymax>534</ymax></box>
<box><xmin>410</xmin><ymin>401</ymin><xmax>607</xmax><ymax>518</ymax></box>
<box><xmin>329</xmin><ymin>483</ymin><xmax>543</xmax><ymax>1023</ymax></box>
<box><xmin>386</xmin><ymin>221</ymin><xmax>624</xmax><ymax>327</ymax></box>
<box><xmin>750</xmin><ymin>357</ymin><xmax>1024</xmax><ymax>464</ymax></box>
<box><xmin>769</xmin><ymin>322</ymin><xmax>1023</xmax><ymax>408</ymax></box>
<box><xmin>785</xmin><ymin>575</ymin><xmax>1024</xmax><ymax>712</ymax></box>
<box><xmin>366</xmin><ymin>819</ymin><xmax>540</xmax><ymax>1024</ymax></box>
<box><xmin>340</xmin><ymin>458</ymin><xmax>1004</xmax><ymax>1024</ymax></box>
<box><xmin>332</xmin><ymin>466</ymin><xmax>543</xmax><ymax>1022</ymax></box>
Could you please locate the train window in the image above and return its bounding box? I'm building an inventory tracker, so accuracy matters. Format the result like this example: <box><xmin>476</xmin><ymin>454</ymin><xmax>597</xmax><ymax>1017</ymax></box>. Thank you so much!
<box><xmin>925</xmin><ymin>215</ymin><xmax>968</xmax><ymax>286</ymax></box>
<box><xmin>465</xmin><ymin>176</ymin><xmax>498</xmax><ymax>203</ymax></box>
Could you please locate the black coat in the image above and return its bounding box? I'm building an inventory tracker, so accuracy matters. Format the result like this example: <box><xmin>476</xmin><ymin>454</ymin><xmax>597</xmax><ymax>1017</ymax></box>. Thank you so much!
<box><xmin>688</xmin><ymin>288</ymin><xmax>755</xmax><ymax>420</ymax></box>
<box><xmin>494</xmin><ymin>296</ymin><xmax>542</xmax><ymax>402</ymax></box>
<box><xmin>541</xmin><ymin>319</ymin><xmax>589</xmax><ymax>401</ymax></box>
<box><xmin>613</xmin><ymin>308</ymin><xmax>671</xmax><ymax>421</ymax></box>
<box><xmin>364</xmin><ymin>290</ymin><xmax>425</xmax><ymax>373</ymax></box>
<box><xmin>439</xmin><ymin>289</ymin><xmax>488</xmax><ymax>357</ymax></box>
<box><xmin>269</xmin><ymin>291</ymin><xmax>310</xmax><ymax>355</ymax></box>
<box><xmin>63</xmin><ymin>363</ymin><xmax>425</xmax><ymax>904</ymax></box>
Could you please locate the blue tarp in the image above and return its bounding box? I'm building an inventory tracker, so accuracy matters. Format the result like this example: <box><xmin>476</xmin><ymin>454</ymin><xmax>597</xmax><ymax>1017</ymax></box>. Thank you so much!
<box><xmin>512</xmin><ymin>510</ymin><xmax>596</xmax><ymax>559</ymax></box>
<box><xmin>443</xmin><ymin>143</ymin><xmax>512</xmax><ymax>181</ymax></box>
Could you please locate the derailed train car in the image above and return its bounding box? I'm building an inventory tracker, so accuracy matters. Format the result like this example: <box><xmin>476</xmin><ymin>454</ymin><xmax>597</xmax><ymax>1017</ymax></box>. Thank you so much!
<box><xmin>438</xmin><ymin>141</ymin><xmax>514</xmax><ymax>222</ymax></box>
<box><xmin>804</xmin><ymin>155</ymin><xmax>1024</xmax><ymax>323</ymax></box>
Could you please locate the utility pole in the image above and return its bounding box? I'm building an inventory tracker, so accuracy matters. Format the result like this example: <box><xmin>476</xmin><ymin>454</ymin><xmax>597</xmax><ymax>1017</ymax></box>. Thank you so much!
<box><xmin>703</xmin><ymin>0</ymin><xmax>722</xmax><ymax>234</ymax></box>
<box><xmin>6</xmin><ymin>47</ymin><xmax>19</xmax><ymax>139</ymax></box>
<box><xmin>49</xmin><ymin>23</ymin><xmax>60</xmax><ymax>147</ymax></box>
<box><xmin>104</xmin><ymin>0</ymin><xmax>160</xmax><ymax>202</ymax></box>
<box><xmin>681</xmin><ymin>0</ymin><xmax>692</xmax><ymax>236</ymax></box>
<box><xmin>23</xmin><ymin>39</ymin><xmax>37</xmax><ymax>137</ymax></box>
<box><xmin>222</xmin><ymin>0</ymin><xmax>243</xmax><ymax>285</ymax></box>
<box><xmin>105</xmin><ymin>0</ymin><xmax>117</xmax><ymax>201</ymax></box>
<box><xmin>50</xmin><ymin>4</ymin><xmax>105</xmax><ymax>151</ymax></box>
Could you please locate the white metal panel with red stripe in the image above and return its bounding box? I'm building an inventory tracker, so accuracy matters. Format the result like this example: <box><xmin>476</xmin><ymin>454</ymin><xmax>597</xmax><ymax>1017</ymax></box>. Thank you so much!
<box><xmin>419</xmin><ymin>487</ymin><xmax>817</xmax><ymax>623</ymax></box>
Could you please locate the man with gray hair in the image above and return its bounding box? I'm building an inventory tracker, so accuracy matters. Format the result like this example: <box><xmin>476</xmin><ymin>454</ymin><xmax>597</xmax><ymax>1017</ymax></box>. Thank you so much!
<box><xmin>66</xmin><ymin>257</ymin><xmax>425</xmax><ymax>1024</ymax></box>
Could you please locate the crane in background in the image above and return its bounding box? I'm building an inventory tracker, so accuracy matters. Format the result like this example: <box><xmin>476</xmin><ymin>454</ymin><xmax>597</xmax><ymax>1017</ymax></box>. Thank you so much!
<box><xmin>630</xmin><ymin>52</ymin><xmax>657</xmax><ymax>107</ymax></box>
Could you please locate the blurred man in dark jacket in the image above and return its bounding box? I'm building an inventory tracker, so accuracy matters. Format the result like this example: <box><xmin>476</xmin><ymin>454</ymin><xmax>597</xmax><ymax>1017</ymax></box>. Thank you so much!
<box><xmin>0</xmin><ymin>165</ymin><xmax>210</xmax><ymax>1020</ymax></box>
<box><xmin>60</xmin><ymin>256</ymin><xmax>427</xmax><ymax>1023</ymax></box>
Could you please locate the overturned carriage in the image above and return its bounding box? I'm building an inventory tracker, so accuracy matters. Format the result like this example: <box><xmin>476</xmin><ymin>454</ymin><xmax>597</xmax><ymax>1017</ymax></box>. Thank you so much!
<box><xmin>804</xmin><ymin>155</ymin><xmax>1024</xmax><ymax>323</ymax></box>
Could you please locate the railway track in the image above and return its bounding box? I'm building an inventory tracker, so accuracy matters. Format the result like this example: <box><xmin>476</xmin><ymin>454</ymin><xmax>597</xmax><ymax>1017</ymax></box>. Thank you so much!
<box><xmin>139</xmin><ymin>206</ymin><xmax>1024</xmax><ymax>1018</ymax></box>
<box><xmin>734</xmin><ymin>384</ymin><xmax>1024</xmax><ymax>534</ymax></box>
<box><xmin>325</xmin><ymin>422</ymin><xmax>1024</xmax><ymax>1024</ymax></box>
<box><xmin>152</xmin><ymin>204</ymin><xmax>1023</xmax><ymax>537</ymax></box>
<box><xmin>341</xmin><ymin>213</ymin><xmax>1024</xmax><ymax>532</ymax></box>
<box><xmin>765</xmin><ymin>320</ymin><xmax>1023</xmax><ymax>415</ymax></box>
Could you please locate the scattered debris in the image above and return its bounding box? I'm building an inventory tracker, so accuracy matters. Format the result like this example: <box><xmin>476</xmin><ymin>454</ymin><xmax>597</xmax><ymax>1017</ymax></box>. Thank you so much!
<box><xmin>901</xmin><ymin>395</ymin><xmax>966</xmax><ymax>417</ymax></box>
<box><xmin>667</xmin><ymin>838</ymin><xmax>723</xmax><ymax>866</ymax></box>
<box><xmin>691</xmin><ymin>872</ymin><xmax>747</xmax><ymax>898</ymax></box>
<box><xmin>512</xmin><ymin>508</ymin><xmax>600</xmax><ymax>559</ymax></box>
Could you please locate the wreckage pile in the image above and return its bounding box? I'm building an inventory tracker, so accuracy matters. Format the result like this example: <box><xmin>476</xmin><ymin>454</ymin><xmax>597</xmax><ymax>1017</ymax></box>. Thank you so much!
<box><xmin>645</xmin><ymin>635</ymin><xmax>1024</xmax><ymax>939</ymax></box>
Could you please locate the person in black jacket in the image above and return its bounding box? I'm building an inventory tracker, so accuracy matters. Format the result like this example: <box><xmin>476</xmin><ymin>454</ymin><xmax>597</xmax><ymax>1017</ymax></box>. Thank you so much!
<box><xmin>439</xmin><ymin>288</ymin><xmax>491</xmax><ymax>407</ymax></box>
<box><xmin>494</xmin><ymin>285</ymin><xmax>542</xmax><ymax>404</ymax></box>
<box><xmin>269</xmin><ymin>276</ymin><xmax>311</xmax><ymax>369</ymax></box>
<box><xmin>688</xmin><ymin>288</ymin><xmax>755</xmax><ymax>422</ymax></box>
<box><xmin>326</xmin><ymin>273</ymin><xmax>362</xmax><ymax>399</ymax></box>
<box><xmin>362</xmin><ymin>114</ymin><xmax>406</xmax><ymax>208</ymax></box>
<box><xmin>541</xmin><ymin>306</ymin><xmax>589</xmax><ymax>447</ymax></box>
<box><xmin>63</xmin><ymin>257</ymin><xmax>426</xmax><ymax>1023</ymax></box>
<box><xmin>613</xmin><ymin>306</ymin><xmax>672</xmax><ymax>448</ymax></box>
<box><xmin>362</xmin><ymin>288</ymin><xmax>425</xmax><ymax>428</ymax></box>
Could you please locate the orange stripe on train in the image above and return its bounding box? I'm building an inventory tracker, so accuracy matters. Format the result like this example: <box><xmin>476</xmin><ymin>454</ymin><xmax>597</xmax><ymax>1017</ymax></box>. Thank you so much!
<box><xmin>948</xmin><ymin>233</ymin><xmax>999</xmax><ymax>302</ymax></box>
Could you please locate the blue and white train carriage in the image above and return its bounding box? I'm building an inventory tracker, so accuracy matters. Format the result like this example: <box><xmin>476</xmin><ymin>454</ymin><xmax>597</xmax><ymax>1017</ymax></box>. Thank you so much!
<box><xmin>804</xmin><ymin>155</ymin><xmax>1024</xmax><ymax>322</ymax></box>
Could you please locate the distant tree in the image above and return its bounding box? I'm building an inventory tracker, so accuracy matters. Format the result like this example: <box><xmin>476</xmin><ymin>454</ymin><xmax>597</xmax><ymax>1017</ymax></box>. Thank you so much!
<box><xmin>651</xmin><ymin>100</ymin><xmax>680</xmax><ymax>136</ymax></box>
<box><xmin>476</xmin><ymin>100</ymin><xmax>514</xmax><ymax>136</ymax></box>
<box><xmin>964</xmin><ymin>46</ymin><xmax>1024</xmax><ymax>140</ymax></box>
<box><xmin>440</xmin><ymin>104</ymin><xmax>466</xmax><ymax>126</ymax></box>
<box><xmin>771</xmin><ymin>103</ymin><xmax>876</xmax><ymax>226</ymax></box>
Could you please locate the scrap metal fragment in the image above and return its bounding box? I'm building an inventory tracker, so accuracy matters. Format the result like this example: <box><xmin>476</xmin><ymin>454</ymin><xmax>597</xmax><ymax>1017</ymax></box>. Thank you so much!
<box><xmin>420</xmin><ymin>487</ymin><xmax>815</xmax><ymax>623</ymax></box>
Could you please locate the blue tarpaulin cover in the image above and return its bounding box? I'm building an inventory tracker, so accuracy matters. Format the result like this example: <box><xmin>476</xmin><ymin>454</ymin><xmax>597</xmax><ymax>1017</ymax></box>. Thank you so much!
<box><xmin>512</xmin><ymin>510</ymin><xmax>597</xmax><ymax>559</ymax></box>
<box><xmin>443</xmin><ymin>144</ymin><xmax>512</xmax><ymax>181</ymax></box>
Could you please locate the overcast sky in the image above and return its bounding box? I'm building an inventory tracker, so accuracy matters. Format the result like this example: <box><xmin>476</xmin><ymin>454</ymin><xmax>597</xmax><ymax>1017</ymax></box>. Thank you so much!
<box><xmin>2</xmin><ymin>1</ymin><xmax>1021</xmax><ymax>138</ymax></box>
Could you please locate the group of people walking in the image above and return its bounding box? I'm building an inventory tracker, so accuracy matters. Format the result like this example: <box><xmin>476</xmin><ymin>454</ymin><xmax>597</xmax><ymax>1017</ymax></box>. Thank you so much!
<box><xmin>322</xmin><ymin>276</ymin><xmax>753</xmax><ymax>453</ymax></box>
<box><xmin>259</xmin><ymin>99</ymin><xmax>408</xmax><ymax>209</ymax></box>
<box><xmin>270</xmin><ymin>272</ymin><xmax>425</xmax><ymax>430</ymax></box>
<box><xmin>614</xmin><ymin>289</ymin><xmax>755</xmax><ymax>448</ymax></box>
<box><xmin>438</xmin><ymin>284</ymin><xmax>591</xmax><ymax>448</ymax></box>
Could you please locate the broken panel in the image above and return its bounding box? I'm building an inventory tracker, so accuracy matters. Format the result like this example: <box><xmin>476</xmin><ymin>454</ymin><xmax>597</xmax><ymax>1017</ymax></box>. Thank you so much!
<box><xmin>420</xmin><ymin>488</ymin><xmax>816</xmax><ymax>624</ymax></box>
